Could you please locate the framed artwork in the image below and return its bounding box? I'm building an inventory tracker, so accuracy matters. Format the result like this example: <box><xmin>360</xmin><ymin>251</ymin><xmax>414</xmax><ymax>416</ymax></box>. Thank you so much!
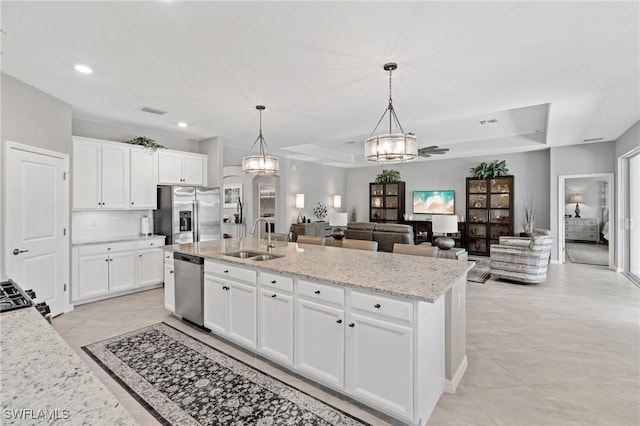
<box><xmin>223</xmin><ymin>183</ymin><xmax>242</xmax><ymax>208</ymax></box>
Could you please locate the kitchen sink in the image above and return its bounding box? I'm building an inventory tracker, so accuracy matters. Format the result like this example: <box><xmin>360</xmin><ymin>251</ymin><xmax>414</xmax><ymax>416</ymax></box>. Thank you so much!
<box><xmin>223</xmin><ymin>251</ymin><xmax>284</xmax><ymax>261</ymax></box>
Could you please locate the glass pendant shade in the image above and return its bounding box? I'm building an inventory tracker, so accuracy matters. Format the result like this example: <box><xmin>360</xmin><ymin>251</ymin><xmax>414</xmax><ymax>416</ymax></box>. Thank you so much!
<box><xmin>242</xmin><ymin>105</ymin><xmax>279</xmax><ymax>175</ymax></box>
<box><xmin>365</xmin><ymin>63</ymin><xmax>418</xmax><ymax>163</ymax></box>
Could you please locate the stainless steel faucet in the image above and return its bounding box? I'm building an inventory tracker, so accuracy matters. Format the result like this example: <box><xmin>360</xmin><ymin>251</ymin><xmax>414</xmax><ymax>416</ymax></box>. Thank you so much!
<box><xmin>251</xmin><ymin>218</ymin><xmax>275</xmax><ymax>252</ymax></box>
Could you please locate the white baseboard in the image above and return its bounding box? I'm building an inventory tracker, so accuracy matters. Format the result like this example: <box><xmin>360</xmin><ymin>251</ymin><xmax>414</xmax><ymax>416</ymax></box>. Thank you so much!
<box><xmin>443</xmin><ymin>355</ymin><xmax>467</xmax><ymax>393</ymax></box>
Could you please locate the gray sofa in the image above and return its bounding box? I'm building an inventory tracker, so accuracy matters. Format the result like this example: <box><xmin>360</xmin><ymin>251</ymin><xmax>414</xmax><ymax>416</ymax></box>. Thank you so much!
<box><xmin>345</xmin><ymin>222</ymin><xmax>414</xmax><ymax>252</ymax></box>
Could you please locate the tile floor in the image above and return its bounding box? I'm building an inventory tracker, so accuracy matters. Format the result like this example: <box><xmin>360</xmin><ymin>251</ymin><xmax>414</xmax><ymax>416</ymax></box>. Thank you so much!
<box><xmin>53</xmin><ymin>262</ymin><xmax>640</xmax><ymax>426</ymax></box>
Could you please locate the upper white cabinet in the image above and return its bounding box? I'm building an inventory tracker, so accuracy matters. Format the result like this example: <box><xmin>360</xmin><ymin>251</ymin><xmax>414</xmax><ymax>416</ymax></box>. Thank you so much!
<box><xmin>130</xmin><ymin>147</ymin><xmax>158</xmax><ymax>209</ymax></box>
<box><xmin>158</xmin><ymin>150</ymin><xmax>207</xmax><ymax>186</ymax></box>
<box><xmin>73</xmin><ymin>138</ymin><xmax>130</xmax><ymax>209</ymax></box>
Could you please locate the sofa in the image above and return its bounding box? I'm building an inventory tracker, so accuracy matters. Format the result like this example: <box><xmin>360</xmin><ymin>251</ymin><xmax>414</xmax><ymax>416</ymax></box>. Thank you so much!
<box><xmin>345</xmin><ymin>222</ymin><xmax>414</xmax><ymax>252</ymax></box>
<box><xmin>490</xmin><ymin>229</ymin><xmax>554</xmax><ymax>284</ymax></box>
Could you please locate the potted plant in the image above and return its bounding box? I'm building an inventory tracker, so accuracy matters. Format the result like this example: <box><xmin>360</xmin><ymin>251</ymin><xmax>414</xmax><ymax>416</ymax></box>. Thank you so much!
<box><xmin>374</xmin><ymin>169</ymin><xmax>401</xmax><ymax>183</ymax></box>
<box><xmin>126</xmin><ymin>136</ymin><xmax>165</xmax><ymax>150</ymax></box>
<box><xmin>470</xmin><ymin>160</ymin><xmax>509</xmax><ymax>179</ymax></box>
<box><xmin>521</xmin><ymin>195</ymin><xmax>535</xmax><ymax>236</ymax></box>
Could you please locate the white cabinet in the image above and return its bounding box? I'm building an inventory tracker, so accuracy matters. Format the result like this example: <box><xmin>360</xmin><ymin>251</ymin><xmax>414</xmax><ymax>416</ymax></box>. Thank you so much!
<box><xmin>158</xmin><ymin>150</ymin><xmax>207</xmax><ymax>186</ymax></box>
<box><xmin>345</xmin><ymin>312</ymin><xmax>414</xmax><ymax>419</ymax></box>
<box><xmin>130</xmin><ymin>147</ymin><xmax>158</xmax><ymax>209</ymax></box>
<box><xmin>258</xmin><ymin>289</ymin><xmax>294</xmax><ymax>365</ymax></box>
<box><xmin>137</xmin><ymin>238</ymin><xmax>165</xmax><ymax>287</ymax></box>
<box><xmin>164</xmin><ymin>263</ymin><xmax>175</xmax><ymax>312</ymax></box>
<box><xmin>73</xmin><ymin>138</ymin><xmax>130</xmax><ymax>209</ymax></box>
<box><xmin>72</xmin><ymin>242</ymin><xmax>137</xmax><ymax>301</ymax></box>
<box><xmin>295</xmin><ymin>298</ymin><xmax>345</xmax><ymax>388</ymax></box>
<box><xmin>203</xmin><ymin>260</ymin><xmax>257</xmax><ymax>349</ymax></box>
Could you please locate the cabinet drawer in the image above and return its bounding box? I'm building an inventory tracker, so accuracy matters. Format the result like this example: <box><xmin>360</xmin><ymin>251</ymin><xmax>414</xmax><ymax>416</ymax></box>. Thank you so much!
<box><xmin>297</xmin><ymin>279</ymin><xmax>344</xmax><ymax>306</ymax></box>
<box><xmin>164</xmin><ymin>250</ymin><xmax>175</xmax><ymax>266</ymax></box>
<box><xmin>350</xmin><ymin>290</ymin><xmax>413</xmax><ymax>324</ymax></box>
<box><xmin>259</xmin><ymin>271</ymin><xmax>293</xmax><ymax>293</ymax></box>
<box><xmin>138</xmin><ymin>238</ymin><xmax>165</xmax><ymax>250</ymax></box>
<box><xmin>78</xmin><ymin>241</ymin><xmax>136</xmax><ymax>256</ymax></box>
<box><xmin>205</xmin><ymin>260</ymin><xmax>256</xmax><ymax>284</ymax></box>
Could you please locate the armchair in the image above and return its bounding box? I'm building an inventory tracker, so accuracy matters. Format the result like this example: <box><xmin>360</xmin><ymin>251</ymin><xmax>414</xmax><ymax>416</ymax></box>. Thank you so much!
<box><xmin>490</xmin><ymin>229</ymin><xmax>553</xmax><ymax>284</ymax></box>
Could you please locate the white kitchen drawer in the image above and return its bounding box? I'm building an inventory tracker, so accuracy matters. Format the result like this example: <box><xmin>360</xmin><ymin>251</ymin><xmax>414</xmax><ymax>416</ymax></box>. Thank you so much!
<box><xmin>164</xmin><ymin>250</ymin><xmax>175</xmax><ymax>266</ymax></box>
<box><xmin>259</xmin><ymin>271</ymin><xmax>293</xmax><ymax>293</ymax></box>
<box><xmin>205</xmin><ymin>260</ymin><xmax>256</xmax><ymax>284</ymax></box>
<box><xmin>297</xmin><ymin>279</ymin><xmax>344</xmax><ymax>307</ymax></box>
<box><xmin>78</xmin><ymin>241</ymin><xmax>136</xmax><ymax>256</ymax></box>
<box><xmin>137</xmin><ymin>238</ymin><xmax>165</xmax><ymax>250</ymax></box>
<box><xmin>350</xmin><ymin>290</ymin><xmax>413</xmax><ymax>324</ymax></box>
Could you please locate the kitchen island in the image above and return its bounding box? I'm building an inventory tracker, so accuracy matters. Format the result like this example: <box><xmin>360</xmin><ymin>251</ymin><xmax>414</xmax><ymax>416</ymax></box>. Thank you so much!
<box><xmin>0</xmin><ymin>308</ymin><xmax>135</xmax><ymax>425</ymax></box>
<box><xmin>165</xmin><ymin>238</ymin><xmax>473</xmax><ymax>426</ymax></box>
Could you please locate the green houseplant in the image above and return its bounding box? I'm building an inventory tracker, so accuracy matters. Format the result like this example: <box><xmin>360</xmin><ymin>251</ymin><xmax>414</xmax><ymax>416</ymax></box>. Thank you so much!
<box><xmin>470</xmin><ymin>160</ymin><xmax>509</xmax><ymax>179</ymax></box>
<box><xmin>126</xmin><ymin>136</ymin><xmax>165</xmax><ymax>150</ymax></box>
<box><xmin>374</xmin><ymin>169</ymin><xmax>401</xmax><ymax>183</ymax></box>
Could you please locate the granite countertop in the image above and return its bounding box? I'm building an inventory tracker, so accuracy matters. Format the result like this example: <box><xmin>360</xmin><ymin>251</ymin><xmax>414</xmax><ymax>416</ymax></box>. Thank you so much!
<box><xmin>0</xmin><ymin>308</ymin><xmax>135</xmax><ymax>425</ymax></box>
<box><xmin>164</xmin><ymin>238</ymin><xmax>474</xmax><ymax>303</ymax></box>
<box><xmin>72</xmin><ymin>234</ymin><xmax>166</xmax><ymax>246</ymax></box>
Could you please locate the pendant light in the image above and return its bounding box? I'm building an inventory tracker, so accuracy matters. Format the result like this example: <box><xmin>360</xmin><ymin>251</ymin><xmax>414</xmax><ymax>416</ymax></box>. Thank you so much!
<box><xmin>242</xmin><ymin>105</ymin><xmax>280</xmax><ymax>175</ymax></box>
<box><xmin>364</xmin><ymin>63</ymin><xmax>417</xmax><ymax>163</ymax></box>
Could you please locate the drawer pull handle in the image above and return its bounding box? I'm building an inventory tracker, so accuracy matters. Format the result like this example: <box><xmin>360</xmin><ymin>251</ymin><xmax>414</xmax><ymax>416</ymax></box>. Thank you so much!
<box><xmin>271</xmin><ymin>280</ymin><xmax>276</xmax><ymax>284</ymax></box>
<box><xmin>348</xmin><ymin>323</ymin><xmax>355</xmax><ymax>328</ymax></box>
<box><xmin>223</xmin><ymin>270</ymin><xmax>229</xmax><ymax>273</ymax></box>
<box><xmin>166</xmin><ymin>256</ymin><xmax>170</xmax><ymax>259</ymax></box>
<box><xmin>374</xmin><ymin>303</ymin><xmax>381</xmax><ymax>309</ymax></box>
<box><xmin>336</xmin><ymin>319</ymin><xmax>342</xmax><ymax>324</ymax></box>
<box><xmin>314</xmin><ymin>290</ymin><xmax>321</xmax><ymax>295</ymax></box>
<box><xmin>271</xmin><ymin>294</ymin><xmax>277</xmax><ymax>298</ymax></box>
<box><xmin>139</xmin><ymin>254</ymin><xmax>142</xmax><ymax>257</ymax></box>
<box><xmin>169</xmin><ymin>270</ymin><xmax>174</xmax><ymax>274</ymax></box>
<box><xmin>105</xmin><ymin>259</ymin><xmax>109</xmax><ymax>262</ymax></box>
<box><xmin>222</xmin><ymin>286</ymin><xmax>229</xmax><ymax>291</ymax></box>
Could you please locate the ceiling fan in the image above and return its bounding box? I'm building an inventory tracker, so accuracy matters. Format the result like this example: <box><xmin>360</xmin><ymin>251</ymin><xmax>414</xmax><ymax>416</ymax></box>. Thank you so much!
<box><xmin>418</xmin><ymin>145</ymin><xmax>450</xmax><ymax>158</ymax></box>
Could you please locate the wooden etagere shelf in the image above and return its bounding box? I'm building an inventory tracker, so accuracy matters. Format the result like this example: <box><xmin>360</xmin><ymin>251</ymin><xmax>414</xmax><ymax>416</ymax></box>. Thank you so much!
<box><xmin>369</xmin><ymin>181</ymin><xmax>405</xmax><ymax>223</ymax></box>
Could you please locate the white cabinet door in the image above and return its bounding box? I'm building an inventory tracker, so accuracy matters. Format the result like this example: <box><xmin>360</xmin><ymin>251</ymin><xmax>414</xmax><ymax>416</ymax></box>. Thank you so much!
<box><xmin>182</xmin><ymin>154</ymin><xmax>204</xmax><ymax>186</ymax></box>
<box><xmin>204</xmin><ymin>275</ymin><xmax>229</xmax><ymax>335</ymax></box>
<box><xmin>76</xmin><ymin>254</ymin><xmax>109</xmax><ymax>299</ymax></box>
<box><xmin>73</xmin><ymin>140</ymin><xmax>102</xmax><ymax>209</ymax></box>
<box><xmin>130</xmin><ymin>147</ymin><xmax>158</xmax><ymax>209</ymax></box>
<box><xmin>228</xmin><ymin>280</ymin><xmax>257</xmax><ymax>348</ymax></box>
<box><xmin>346</xmin><ymin>312</ymin><xmax>414</xmax><ymax>420</ymax></box>
<box><xmin>158</xmin><ymin>151</ymin><xmax>184</xmax><ymax>184</ymax></box>
<box><xmin>164</xmin><ymin>263</ymin><xmax>175</xmax><ymax>312</ymax></box>
<box><xmin>108</xmin><ymin>251</ymin><xmax>137</xmax><ymax>292</ymax></box>
<box><xmin>258</xmin><ymin>289</ymin><xmax>293</xmax><ymax>365</ymax></box>
<box><xmin>101</xmin><ymin>144</ymin><xmax>130</xmax><ymax>209</ymax></box>
<box><xmin>295</xmin><ymin>298</ymin><xmax>345</xmax><ymax>388</ymax></box>
<box><xmin>138</xmin><ymin>249</ymin><xmax>164</xmax><ymax>286</ymax></box>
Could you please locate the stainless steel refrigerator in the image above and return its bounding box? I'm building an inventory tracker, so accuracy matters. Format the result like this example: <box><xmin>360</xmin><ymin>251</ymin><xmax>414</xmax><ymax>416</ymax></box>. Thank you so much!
<box><xmin>154</xmin><ymin>186</ymin><xmax>221</xmax><ymax>245</ymax></box>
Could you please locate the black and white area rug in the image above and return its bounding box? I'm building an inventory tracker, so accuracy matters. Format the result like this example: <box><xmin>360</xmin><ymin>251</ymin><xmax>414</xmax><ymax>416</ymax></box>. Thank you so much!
<box><xmin>467</xmin><ymin>256</ymin><xmax>491</xmax><ymax>284</ymax></box>
<box><xmin>83</xmin><ymin>322</ymin><xmax>368</xmax><ymax>426</ymax></box>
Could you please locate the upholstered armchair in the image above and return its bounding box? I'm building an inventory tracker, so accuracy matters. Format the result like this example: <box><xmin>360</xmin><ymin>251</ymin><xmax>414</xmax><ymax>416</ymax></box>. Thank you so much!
<box><xmin>490</xmin><ymin>229</ymin><xmax>553</xmax><ymax>284</ymax></box>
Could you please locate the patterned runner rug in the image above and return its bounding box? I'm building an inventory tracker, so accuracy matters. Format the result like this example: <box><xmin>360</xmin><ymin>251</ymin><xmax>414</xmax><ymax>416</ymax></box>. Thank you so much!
<box><xmin>467</xmin><ymin>256</ymin><xmax>491</xmax><ymax>283</ymax></box>
<box><xmin>83</xmin><ymin>322</ymin><xmax>368</xmax><ymax>426</ymax></box>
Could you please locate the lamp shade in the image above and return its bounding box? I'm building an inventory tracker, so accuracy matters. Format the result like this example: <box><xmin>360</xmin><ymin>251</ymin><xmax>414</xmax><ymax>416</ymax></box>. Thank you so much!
<box><xmin>295</xmin><ymin>193</ymin><xmax>305</xmax><ymax>209</ymax></box>
<box><xmin>432</xmin><ymin>215</ymin><xmax>458</xmax><ymax>234</ymax></box>
<box><xmin>569</xmin><ymin>193</ymin><xmax>584</xmax><ymax>203</ymax></box>
<box><xmin>333</xmin><ymin>195</ymin><xmax>341</xmax><ymax>210</ymax></box>
<box><xmin>365</xmin><ymin>134</ymin><xmax>418</xmax><ymax>163</ymax></box>
<box><xmin>329</xmin><ymin>212</ymin><xmax>348</xmax><ymax>227</ymax></box>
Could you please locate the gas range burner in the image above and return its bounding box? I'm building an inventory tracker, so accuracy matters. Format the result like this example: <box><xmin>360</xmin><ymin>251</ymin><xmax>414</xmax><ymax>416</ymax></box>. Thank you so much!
<box><xmin>0</xmin><ymin>280</ymin><xmax>33</xmax><ymax>313</ymax></box>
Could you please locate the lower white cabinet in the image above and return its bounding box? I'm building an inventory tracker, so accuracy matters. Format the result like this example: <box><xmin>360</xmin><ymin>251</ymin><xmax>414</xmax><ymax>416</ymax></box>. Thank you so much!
<box><xmin>258</xmin><ymin>289</ymin><xmax>294</xmax><ymax>366</ymax></box>
<box><xmin>108</xmin><ymin>251</ymin><xmax>137</xmax><ymax>292</ymax></box>
<box><xmin>345</xmin><ymin>312</ymin><xmax>414</xmax><ymax>419</ymax></box>
<box><xmin>164</xmin><ymin>263</ymin><xmax>175</xmax><ymax>312</ymax></box>
<box><xmin>204</xmin><ymin>272</ymin><xmax>257</xmax><ymax>349</ymax></box>
<box><xmin>138</xmin><ymin>249</ymin><xmax>164</xmax><ymax>286</ymax></box>
<box><xmin>76</xmin><ymin>253</ymin><xmax>110</xmax><ymax>299</ymax></box>
<box><xmin>295</xmin><ymin>298</ymin><xmax>345</xmax><ymax>388</ymax></box>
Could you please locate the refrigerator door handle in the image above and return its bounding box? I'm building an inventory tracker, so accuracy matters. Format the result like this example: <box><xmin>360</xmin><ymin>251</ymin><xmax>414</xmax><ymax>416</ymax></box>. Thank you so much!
<box><xmin>193</xmin><ymin>199</ymin><xmax>200</xmax><ymax>242</ymax></box>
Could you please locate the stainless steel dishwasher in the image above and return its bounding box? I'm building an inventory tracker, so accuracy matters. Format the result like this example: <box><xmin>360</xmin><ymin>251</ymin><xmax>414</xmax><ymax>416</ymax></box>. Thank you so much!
<box><xmin>174</xmin><ymin>252</ymin><xmax>205</xmax><ymax>326</ymax></box>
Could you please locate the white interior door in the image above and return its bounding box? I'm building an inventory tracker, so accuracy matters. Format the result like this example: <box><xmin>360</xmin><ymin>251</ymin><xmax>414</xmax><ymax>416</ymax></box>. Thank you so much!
<box><xmin>629</xmin><ymin>154</ymin><xmax>639</xmax><ymax>280</ymax></box>
<box><xmin>5</xmin><ymin>142</ymin><xmax>68</xmax><ymax>316</ymax></box>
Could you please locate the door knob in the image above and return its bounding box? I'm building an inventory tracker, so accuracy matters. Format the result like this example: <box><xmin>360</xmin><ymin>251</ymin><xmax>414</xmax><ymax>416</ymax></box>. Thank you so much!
<box><xmin>12</xmin><ymin>249</ymin><xmax>29</xmax><ymax>256</ymax></box>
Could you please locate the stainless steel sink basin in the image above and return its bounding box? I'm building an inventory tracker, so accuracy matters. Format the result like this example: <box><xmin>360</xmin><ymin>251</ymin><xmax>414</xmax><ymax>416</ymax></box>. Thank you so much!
<box><xmin>223</xmin><ymin>251</ymin><xmax>284</xmax><ymax>261</ymax></box>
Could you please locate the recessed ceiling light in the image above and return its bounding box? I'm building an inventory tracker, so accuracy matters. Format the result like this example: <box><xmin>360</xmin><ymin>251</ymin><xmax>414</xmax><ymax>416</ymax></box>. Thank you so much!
<box><xmin>74</xmin><ymin>64</ymin><xmax>93</xmax><ymax>74</ymax></box>
<box><xmin>177</xmin><ymin>122</ymin><xmax>188</xmax><ymax>128</ymax></box>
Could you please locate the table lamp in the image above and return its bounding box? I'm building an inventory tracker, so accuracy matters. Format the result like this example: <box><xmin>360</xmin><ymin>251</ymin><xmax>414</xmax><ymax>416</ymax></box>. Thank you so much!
<box><xmin>569</xmin><ymin>193</ymin><xmax>583</xmax><ymax>218</ymax></box>
<box><xmin>296</xmin><ymin>194</ymin><xmax>305</xmax><ymax>223</ymax></box>
<box><xmin>432</xmin><ymin>215</ymin><xmax>458</xmax><ymax>250</ymax></box>
<box><xmin>329</xmin><ymin>212</ymin><xmax>348</xmax><ymax>240</ymax></box>
<box><xmin>334</xmin><ymin>195</ymin><xmax>341</xmax><ymax>211</ymax></box>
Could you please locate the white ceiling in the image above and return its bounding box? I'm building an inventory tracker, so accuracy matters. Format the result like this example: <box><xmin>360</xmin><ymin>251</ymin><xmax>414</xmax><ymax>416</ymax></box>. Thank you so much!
<box><xmin>2</xmin><ymin>1</ymin><xmax>638</xmax><ymax>167</ymax></box>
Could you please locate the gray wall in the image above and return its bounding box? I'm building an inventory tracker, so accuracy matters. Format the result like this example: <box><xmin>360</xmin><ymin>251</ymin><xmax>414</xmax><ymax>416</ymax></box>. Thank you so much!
<box><xmin>199</xmin><ymin>136</ymin><xmax>223</xmax><ymax>188</ymax></box>
<box><xmin>346</xmin><ymin>149</ymin><xmax>551</xmax><ymax>232</ymax></box>
<box><xmin>549</xmin><ymin>141</ymin><xmax>616</xmax><ymax>262</ymax></box>
<box><xmin>615</xmin><ymin>120</ymin><xmax>639</xmax><ymax>158</ymax></box>
<box><xmin>73</xmin><ymin>117</ymin><xmax>200</xmax><ymax>152</ymax></box>
<box><xmin>1</xmin><ymin>73</ymin><xmax>73</xmax><ymax>279</ymax></box>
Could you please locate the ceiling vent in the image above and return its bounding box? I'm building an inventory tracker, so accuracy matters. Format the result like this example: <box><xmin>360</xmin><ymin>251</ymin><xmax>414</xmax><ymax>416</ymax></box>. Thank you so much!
<box><xmin>142</xmin><ymin>106</ymin><xmax>168</xmax><ymax>115</ymax></box>
<box><xmin>583</xmin><ymin>137</ymin><xmax>603</xmax><ymax>142</ymax></box>
<box><xmin>479</xmin><ymin>119</ymin><xmax>498</xmax><ymax>125</ymax></box>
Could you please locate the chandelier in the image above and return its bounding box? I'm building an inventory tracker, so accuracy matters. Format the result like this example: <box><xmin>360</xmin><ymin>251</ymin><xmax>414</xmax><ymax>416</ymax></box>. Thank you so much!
<box><xmin>364</xmin><ymin>63</ymin><xmax>417</xmax><ymax>163</ymax></box>
<box><xmin>242</xmin><ymin>105</ymin><xmax>279</xmax><ymax>175</ymax></box>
